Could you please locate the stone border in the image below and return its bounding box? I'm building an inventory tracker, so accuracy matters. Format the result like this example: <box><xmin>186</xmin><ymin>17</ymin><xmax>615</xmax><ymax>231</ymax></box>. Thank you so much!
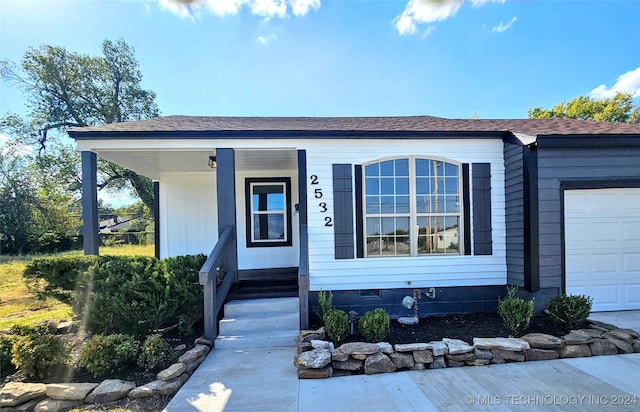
<box><xmin>294</xmin><ymin>321</ymin><xmax>640</xmax><ymax>378</ymax></box>
<box><xmin>0</xmin><ymin>337</ymin><xmax>213</xmax><ymax>412</ymax></box>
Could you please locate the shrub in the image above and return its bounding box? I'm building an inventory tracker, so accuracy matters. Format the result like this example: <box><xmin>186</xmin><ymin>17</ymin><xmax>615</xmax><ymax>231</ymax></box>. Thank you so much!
<box><xmin>323</xmin><ymin>309</ymin><xmax>349</xmax><ymax>343</ymax></box>
<box><xmin>79</xmin><ymin>334</ymin><xmax>139</xmax><ymax>378</ymax></box>
<box><xmin>0</xmin><ymin>334</ymin><xmax>18</xmax><ymax>378</ymax></box>
<box><xmin>10</xmin><ymin>325</ymin><xmax>70</xmax><ymax>379</ymax></box>
<box><xmin>359</xmin><ymin>308</ymin><xmax>390</xmax><ymax>343</ymax></box>
<box><xmin>546</xmin><ymin>294</ymin><xmax>593</xmax><ymax>329</ymax></box>
<box><xmin>138</xmin><ymin>334</ymin><xmax>176</xmax><ymax>372</ymax></box>
<box><xmin>497</xmin><ymin>286</ymin><xmax>534</xmax><ymax>334</ymax></box>
<box><xmin>163</xmin><ymin>254</ymin><xmax>207</xmax><ymax>334</ymax></box>
<box><xmin>317</xmin><ymin>290</ymin><xmax>333</xmax><ymax>321</ymax></box>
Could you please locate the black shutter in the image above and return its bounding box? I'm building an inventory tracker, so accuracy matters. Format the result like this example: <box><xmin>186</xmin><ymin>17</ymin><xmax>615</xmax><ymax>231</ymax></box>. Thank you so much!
<box><xmin>354</xmin><ymin>165</ymin><xmax>364</xmax><ymax>258</ymax></box>
<box><xmin>472</xmin><ymin>163</ymin><xmax>492</xmax><ymax>255</ymax></box>
<box><xmin>462</xmin><ymin>164</ymin><xmax>471</xmax><ymax>255</ymax></box>
<box><xmin>333</xmin><ymin>164</ymin><xmax>354</xmax><ymax>259</ymax></box>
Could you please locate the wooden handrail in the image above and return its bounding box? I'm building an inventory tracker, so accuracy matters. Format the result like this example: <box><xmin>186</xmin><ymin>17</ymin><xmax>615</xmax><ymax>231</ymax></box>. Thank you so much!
<box><xmin>199</xmin><ymin>224</ymin><xmax>235</xmax><ymax>286</ymax></box>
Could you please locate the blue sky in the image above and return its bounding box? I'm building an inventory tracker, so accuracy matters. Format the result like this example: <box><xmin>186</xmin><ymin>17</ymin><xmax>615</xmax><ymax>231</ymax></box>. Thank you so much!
<box><xmin>1</xmin><ymin>0</ymin><xmax>640</xmax><ymax>121</ymax></box>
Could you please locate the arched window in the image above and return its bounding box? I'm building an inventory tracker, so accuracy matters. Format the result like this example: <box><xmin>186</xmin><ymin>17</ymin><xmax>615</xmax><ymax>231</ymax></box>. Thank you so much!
<box><xmin>364</xmin><ymin>157</ymin><xmax>462</xmax><ymax>256</ymax></box>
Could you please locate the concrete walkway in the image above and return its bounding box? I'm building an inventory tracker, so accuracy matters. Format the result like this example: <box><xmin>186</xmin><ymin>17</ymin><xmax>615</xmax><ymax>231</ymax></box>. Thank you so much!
<box><xmin>164</xmin><ymin>311</ymin><xmax>640</xmax><ymax>412</ymax></box>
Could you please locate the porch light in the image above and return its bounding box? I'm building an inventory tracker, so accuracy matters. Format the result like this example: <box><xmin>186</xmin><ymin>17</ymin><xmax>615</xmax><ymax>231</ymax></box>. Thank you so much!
<box><xmin>208</xmin><ymin>156</ymin><xmax>217</xmax><ymax>169</ymax></box>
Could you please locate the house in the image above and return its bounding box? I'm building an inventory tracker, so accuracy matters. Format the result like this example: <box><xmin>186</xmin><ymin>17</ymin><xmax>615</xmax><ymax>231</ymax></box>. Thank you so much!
<box><xmin>69</xmin><ymin>116</ymin><xmax>640</xmax><ymax>339</ymax></box>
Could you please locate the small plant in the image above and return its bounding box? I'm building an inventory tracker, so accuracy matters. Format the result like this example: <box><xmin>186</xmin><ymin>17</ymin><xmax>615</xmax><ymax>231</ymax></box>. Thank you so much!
<box><xmin>323</xmin><ymin>309</ymin><xmax>349</xmax><ymax>343</ymax></box>
<box><xmin>497</xmin><ymin>286</ymin><xmax>534</xmax><ymax>334</ymax></box>
<box><xmin>10</xmin><ymin>325</ymin><xmax>70</xmax><ymax>379</ymax></box>
<box><xmin>0</xmin><ymin>334</ymin><xmax>18</xmax><ymax>378</ymax></box>
<box><xmin>138</xmin><ymin>334</ymin><xmax>176</xmax><ymax>372</ymax></box>
<box><xmin>79</xmin><ymin>334</ymin><xmax>139</xmax><ymax>378</ymax></box>
<box><xmin>359</xmin><ymin>308</ymin><xmax>390</xmax><ymax>343</ymax></box>
<box><xmin>545</xmin><ymin>294</ymin><xmax>593</xmax><ymax>329</ymax></box>
<box><xmin>317</xmin><ymin>290</ymin><xmax>334</xmax><ymax>321</ymax></box>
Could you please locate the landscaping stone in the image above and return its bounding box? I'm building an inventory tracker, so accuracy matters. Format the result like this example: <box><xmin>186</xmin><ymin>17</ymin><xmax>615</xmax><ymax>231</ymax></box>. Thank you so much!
<box><xmin>575</xmin><ymin>328</ymin><xmax>604</xmax><ymax>339</ymax></box>
<box><xmin>184</xmin><ymin>355</ymin><xmax>205</xmax><ymax>374</ymax></box>
<box><xmin>429</xmin><ymin>356</ymin><xmax>447</xmax><ymax>369</ymax></box>
<box><xmin>614</xmin><ymin>328</ymin><xmax>640</xmax><ymax>339</ymax></box>
<box><xmin>194</xmin><ymin>337</ymin><xmax>213</xmax><ymax>348</ymax></box>
<box><xmin>389</xmin><ymin>352</ymin><xmax>415</xmax><ymax>369</ymax></box>
<box><xmin>174</xmin><ymin>344</ymin><xmax>187</xmax><ymax>351</ymax></box>
<box><xmin>377</xmin><ymin>342</ymin><xmax>394</xmax><ymax>354</ymax></box>
<box><xmin>1</xmin><ymin>397</ymin><xmax>40</xmax><ymax>412</ymax></box>
<box><xmin>492</xmin><ymin>348</ymin><xmax>525</xmax><ymax>362</ymax></box>
<box><xmin>364</xmin><ymin>352</ymin><xmax>396</xmax><ymax>375</ymax></box>
<box><xmin>521</xmin><ymin>333</ymin><xmax>563</xmax><ymax>349</ymax></box>
<box><xmin>332</xmin><ymin>358</ymin><xmax>364</xmax><ymax>371</ymax></box>
<box><xmin>413</xmin><ymin>350</ymin><xmax>433</xmax><ymax>364</ymax></box>
<box><xmin>0</xmin><ymin>383</ymin><xmax>47</xmax><ymax>407</ymax></box>
<box><xmin>470</xmin><ymin>359</ymin><xmax>491</xmax><ymax>366</ymax></box>
<box><xmin>84</xmin><ymin>379</ymin><xmax>136</xmax><ymax>403</ymax></box>
<box><xmin>426</xmin><ymin>341</ymin><xmax>448</xmax><ymax>356</ymax></box>
<box><xmin>178</xmin><ymin>344</ymin><xmax>210</xmax><ymax>364</ymax></box>
<box><xmin>558</xmin><ymin>344</ymin><xmax>591</xmax><ymax>358</ymax></box>
<box><xmin>443</xmin><ymin>338</ymin><xmax>473</xmax><ymax>354</ymax></box>
<box><xmin>394</xmin><ymin>343</ymin><xmax>429</xmax><ymax>352</ymax></box>
<box><xmin>473</xmin><ymin>337</ymin><xmax>530</xmax><ymax>351</ymax></box>
<box><xmin>128</xmin><ymin>375</ymin><xmax>189</xmax><ymax>398</ymax></box>
<box><xmin>311</xmin><ymin>340</ymin><xmax>334</xmax><ymax>351</ymax></box>
<box><xmin>447</xmin><ymin>360</ymin><xmax>465</xmax><ymax>367</ymax></box>
<box><xmin>45</xmin><ymin>383</ymin><xmax>98</xmax><ymax>401</ymax></box>
<box><xmin>300</xmin><ymin>327</ymin><xmax>325</xmax><ymax>343</ymax></box>
<box><xmin>525</xmin><ymin>348</ymin><xmax>560</xmax><ymax>361</ymax></box>
<box><xmin>332</xmin><ymin>342</ymin><xmax>379</xmax><ymax>361</ymax></box>
<box><xmin>352</xmin><ymin>354</ymin><xmax>367</xmax><ymax>360</ymax></box>
<box><xmin>298</xmin><ymin>366</ymin><xmax>333</xmax><ymax>379</ymax></box>
<box><xmin>473</xmin><ymin>348</ymin><xmax>493</xmax><ymax>360</ymax></box>
<box><xmin>295</xmin><ymin>348</ymin><xmax>331</xmax><ymax>369</ymax></box>
<box><xmin>604</xmin><ymin>337</ymin><xmax>633</xmax><ymax>354</ymax></box>
<box><xmin>446</xmin><ymin>352</ymin><xmax>475</xmax><ymax>363</ymax></box>
<box><xmin>563</xmin><ymin>331</ymin><xmax>595</xmax><ymax>345</ymax></box>
<box><xmin>297</xmin><ymin>341</ymin><xmax>313</xmax><ymax>354</ymax></box>
<box><xmin>633</xmin><ymin>340</ymin><xmax>640</xmax><ymax>353</ymax></box>
<box><xmin>157</xmin><ymin>363</ymin><xmax>187</xmax><ymax>381</ymax></box>
<box><xmin>589</xmin><ymin>339</ymin><xmax>619</xmax><ymax>356</ymax></box>
<box><xmin>588</xmin><ymin>320</ymin><xmax>617</xmax><ymax>331</ymax></box>
<box><xmin>604</xmin><ymin>330</ymin><xmax>634</xmax><ymax>344</ymax></box>
<box><xmin>411</xmin><ymin>362</ymin><xmax>425</xmax><ymax>371</ymax></box>
<box><xmin>34</xmin><ymin>398</ymin><xmax>80</xmax><ymax>412</ymax></box>
<box><xmin>54</xmin><ymin>321</ymin><xmax>74</xmax><ymax>335</ymax></box>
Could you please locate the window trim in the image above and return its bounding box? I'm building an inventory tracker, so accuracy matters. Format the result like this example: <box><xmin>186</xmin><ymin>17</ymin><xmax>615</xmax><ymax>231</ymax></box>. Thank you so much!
<box><xmin>362</xmin><ymin>156</ymin><xmax>464</xmax><ymax>257</ymax></box>
<box><xmin>245</xmin><ymin>177</ymin><xmax>293</xmax><ymax>248</ymax></box>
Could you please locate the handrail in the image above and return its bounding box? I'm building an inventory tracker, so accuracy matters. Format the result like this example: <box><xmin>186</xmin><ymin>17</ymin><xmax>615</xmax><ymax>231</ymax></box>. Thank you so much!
<box><xmin>199</xmin><ymin>224</ymin><xmax>235</xmax><ymax>286</ymax></box>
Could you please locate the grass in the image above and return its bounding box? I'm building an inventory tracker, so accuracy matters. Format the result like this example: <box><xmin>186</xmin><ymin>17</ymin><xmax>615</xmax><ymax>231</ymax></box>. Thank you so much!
<box><xmin>0</xmin><ymin>244</ymin><xmax>154</xmax><ymax>330</ymax></box>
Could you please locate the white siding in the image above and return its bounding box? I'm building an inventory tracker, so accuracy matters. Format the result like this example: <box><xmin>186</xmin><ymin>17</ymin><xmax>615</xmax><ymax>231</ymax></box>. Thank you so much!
<box><xmin>159</xmin><ymin>172</ymin><xmax>218</xmax><ymax>258</ymax></box>
<box><xmin>302</xmin><ymin>139</ymin><xmax>507</xmax><ymax>291</ymax></box>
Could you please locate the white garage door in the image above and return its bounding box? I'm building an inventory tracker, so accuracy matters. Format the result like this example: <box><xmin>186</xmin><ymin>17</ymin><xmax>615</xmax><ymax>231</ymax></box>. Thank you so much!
<box><xmin>564</xmin><ymin>188</ymin><xmax>640</xmax><ymax>311</ymax></box>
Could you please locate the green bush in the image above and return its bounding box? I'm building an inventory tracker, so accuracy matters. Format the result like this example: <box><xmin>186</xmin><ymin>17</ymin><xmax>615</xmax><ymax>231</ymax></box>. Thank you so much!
<box><xmin>0</xmin><ymin>334</ymin><xmax>18</xmax><ymax>378</ymax></box>
<box><xmin>163</xmin><ymin>254</ymin><xmax>207</xmax><ymax>334</ymax></box>
<box><xmin>79</xmin><ymin>334</ymin><xmax>139</xmax><ymax>378</ymax></box>
<box><xmin>138</xmin><ymin>334</ymin><xmax>176</xmax><ymax>372</ymax></box>
<box><xmin>497</xmin><ymin>286</ymin><xmax>534</xmax><ymax>334</ymax></box>
<box><xmin>359</xmin><ymin>308</ymin><xmax>390</xmax><ymax>343</ymax></box>
<box><xmin>323</xmin><ymin>309</ymin><xmax>349</xmax><ymax>343</ymax></box>
<box><xmin>546</xmin><ymin>294</ymin><xmax>593</xmax><ymax>329</ymax></box>
<box><xmin>317</xmin><ymin>290</ymin><xmax>333</xmax><ymax>321</ymax></box>
<box><xmin>10</xmin><ymin>325</ymin><xmax>70</xmax><ymax>379</ymax></box>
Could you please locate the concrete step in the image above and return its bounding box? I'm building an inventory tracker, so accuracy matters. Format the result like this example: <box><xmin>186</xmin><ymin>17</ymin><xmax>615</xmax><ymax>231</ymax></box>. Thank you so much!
<box><xmin>223</xmin><ymin>297</ymin><xmax>299</xmax><ymax>317</ymax></box>
<box><xmin>218</xmin><ymin>311</ymin><xmax>299</xmax><ymax>335</ymax></box>
<box><xmin>215</xmin><ymin>329</ymin><xmax>299</xmax><ymax>349</ymax></box>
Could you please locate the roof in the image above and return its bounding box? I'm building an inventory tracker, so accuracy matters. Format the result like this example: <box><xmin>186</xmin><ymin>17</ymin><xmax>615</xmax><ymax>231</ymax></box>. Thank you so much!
<box><xmin>68</xmin><ymin>115</ymin><xmax>640</xmax><ymax>139</ymax></box>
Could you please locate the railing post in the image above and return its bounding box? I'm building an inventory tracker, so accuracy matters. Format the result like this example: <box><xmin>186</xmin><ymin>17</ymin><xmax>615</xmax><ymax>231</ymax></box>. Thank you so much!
<box><xmin>203</xmin><ymin>278</ymin><xmax>217</xmax><ymax>341</ymax></box>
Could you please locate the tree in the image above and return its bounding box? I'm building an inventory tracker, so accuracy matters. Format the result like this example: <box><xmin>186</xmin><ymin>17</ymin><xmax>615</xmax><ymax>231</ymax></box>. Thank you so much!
<box><xmin>528</xmin><ymin>92</ymin><xmax>640</xmax><ymax>123</ymax></box>
<box><xmin>0</xmin><ymin>39</ymin><xmax>159</xmax><ymax>211</ymax></box>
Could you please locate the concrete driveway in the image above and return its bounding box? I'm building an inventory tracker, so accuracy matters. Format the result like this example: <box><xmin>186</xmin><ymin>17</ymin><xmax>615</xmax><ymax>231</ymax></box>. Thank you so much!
<box><xmin>164</xmin><ymin>311</ymin><xmax>640</xmax><ymax>412</ymax></box>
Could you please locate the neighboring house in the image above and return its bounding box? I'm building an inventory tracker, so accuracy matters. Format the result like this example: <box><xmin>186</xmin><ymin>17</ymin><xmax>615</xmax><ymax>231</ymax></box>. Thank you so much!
<box><xmin>69</xmin><ymin>116</ymin><xmax>640</xmax><ymax>333</ymax></box>
<box><xmin>99</xmin><ymin>216</ymin><xmax>140</xmax><ymax>233</ymax></box>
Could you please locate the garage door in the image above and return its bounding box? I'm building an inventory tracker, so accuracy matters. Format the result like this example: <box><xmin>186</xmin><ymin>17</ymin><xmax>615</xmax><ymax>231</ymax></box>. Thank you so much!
<box><xmin>564</xmin><ymin>188</ymin><xmax>640</xmax><ymax>311</ymax></box>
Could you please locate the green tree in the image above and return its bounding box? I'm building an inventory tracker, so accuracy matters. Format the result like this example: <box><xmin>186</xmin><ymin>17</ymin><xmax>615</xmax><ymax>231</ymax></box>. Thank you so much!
<box><xmin>528</xmin><ymin>92</ymin><xmax>639</xmax><ymax>123</ymax></box>
<box><xmin>0</xmin><ymin>38</ymin><xmax>159</xmax><ymax>211</ymax></box>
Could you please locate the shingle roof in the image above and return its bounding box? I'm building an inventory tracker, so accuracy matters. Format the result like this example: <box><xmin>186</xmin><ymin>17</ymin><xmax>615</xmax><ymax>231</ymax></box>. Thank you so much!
<box><xmin>68</xmin><ymin>115</ymin><xmax>640</xmax><ymax>137</ymax></box>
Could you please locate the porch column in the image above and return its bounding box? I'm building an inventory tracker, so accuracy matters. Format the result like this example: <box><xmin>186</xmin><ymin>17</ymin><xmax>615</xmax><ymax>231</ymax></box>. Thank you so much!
<box><xmin>81</xmin><ymin>151</ymin><xmax>99</xmax><ymax>255</ymax></box>
<box><xmin>297</xmin><ymin>150</ymin><xmax>309</xmax><ymax>329</ymax></box>
<box><xmin>216</xmin><ymin>148</ymin><xmax>238</xmax><ymax>278</ymax></box>
<box><xmin>153</xmin><ymin>181</ymin><xmax>160</xmax><ymax>259</ymax></box>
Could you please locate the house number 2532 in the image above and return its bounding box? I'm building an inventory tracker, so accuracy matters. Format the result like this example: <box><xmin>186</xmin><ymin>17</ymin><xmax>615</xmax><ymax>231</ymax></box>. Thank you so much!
<box><xmin>310</xmin><ymin>175</ymin><xmax>333</xmax><ymax>227</ymax></box>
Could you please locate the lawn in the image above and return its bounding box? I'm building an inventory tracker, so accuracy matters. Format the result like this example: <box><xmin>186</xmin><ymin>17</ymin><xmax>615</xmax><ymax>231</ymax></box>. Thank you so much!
<box><xmin>0</xmin><ymin>244</ymin><xmax>154</xmax><ymax>330</ymax></box>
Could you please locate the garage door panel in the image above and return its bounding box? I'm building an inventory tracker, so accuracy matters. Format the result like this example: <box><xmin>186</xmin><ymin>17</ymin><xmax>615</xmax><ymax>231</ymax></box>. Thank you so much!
<box><xmin>564</xmin><ymin>188</ymin><xmax>640</xmax><ymax>311</ymax></box>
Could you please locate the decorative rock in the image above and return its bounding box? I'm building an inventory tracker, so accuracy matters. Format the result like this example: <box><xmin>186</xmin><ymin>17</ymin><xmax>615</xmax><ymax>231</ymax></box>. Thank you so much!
<box><xmin>471</xmin><ymin>359</ymin><xmax>491</xmax><ymax>366</ymax></box>
<box><xmin>429</xmin><ymin>356</ymin><xmax>447</xmax><ymax>369</ymax></box>
<box><xmin>2</xmin><ymin>397</ymin><xmax>40</xmax><ymax>412</ymax></box>
<box><xmin>298</xmin><ymin>366</ymin><xmax>333</xmax><ymax>379</ymax></box>
<box><xmin>525</xmin><ymin>348</ymin><xmax>560</xmax><ymax>361</ymax></box>
<box><xmin>34</xmin><ymin>398</ymin><xmax>80</xmax><ymax>412</ymax></box>
<box><xmin>411</xmin><ymin>362</ymin><xmax>425</xmax><ymax>371</ymax></box>
<box><xmin>311</xmin><ymin>340</ymin><xmax>334</xmax><ymax>351</ymax></box>
<box><xmin>614</xmin><ymin>328</ymin><xmax>640</xmax><ymax>339</ymax></box>
<box><xmin>575</xmin><ymin>328</ymin><xmax>604</xmax><ymax>339</ymax></box>
<box><xmin>332</xmin><ymin>358</ymin><xmax>364</xmax><ymax>371</ymax></box>
<box><xmin>178</xmin><ymin>344</ymin><xmax>210</xmax><ymax>364</ymax></box>
<box><xmin>54</xmin><ymin>321</ymin><xmax>74</xmax><ymax>335</ymax></box>
<box><xmin>0</xmin><ymin>383</ymin><xmax>47</xmax><ymax>407</ymax></box>
<box><xmin>300</xmin><ymin>327</ymin><xmax>325</xmax><ymax>342</ymax></box>
<box><xmin>389</xmin><ymin>352</ymin><xmax>415</xmax><ymax>369</ymax></box>
<box><xmin>587</xmin><ymin>320</ymin><xmax>616</xmax><ymax>331</ymax></box>
<box><xmin>473</xmin><ymin>337</ymin><xmax>530</xmax><ymax>351</ymax></box>
<box><xmin>128</xmin><ymin>375</ymin><xmax>189</xmax><ymax>398</ymax></box>
<box><xmin>447</xmin><ymin>352</ymin><xmax>475</xmax><ymax>363</ymax></box>
<box><xmin>364</xmin><ymin>352</ymin><xmax>396</xmax><ymax>375</ymax></box>
<box><xmin>394</xmin><ymin>343</ymin><xmax>429</xmax><ymax>352</ymax></box>
<box><xmin>398</xmin><ymin>316</ymin><xmax>419</xmax><ymax>325</ymax></box>
<box><xmin>473</xmin><ymin>348</ymin><xmax>493</xmax><ymax>360</ymax></box>
<box><xmin>604</xmin><ymin>330</ymin><xmax>634</xmax><ymax>344</ymax></box>
<box><xmin>604</xmin><ymin>337</ymin><xmax>633</xmax><ymax>354</ymax></box>
<box><xmin>426</xmin><ymin>341</ymin><xmax>449</xmax><ymax>356</ymax></box>
<box><xmin>589</xmin><ymin>339</ymin><xmax>619</xmax><ymax>356</ymax></box>
<box><xmin>85</xmin><ymin>379</ymin><xmax>136</xmax><ymax>403</ymax></box>
<box><xmin>563</xmin><ymin>331</ymin><xmax>595</xmax><ymax>345</ymax></box>
<box><xmin>174</xmin><ymin>344</ymin><xmax>187</xmax><ymax>351</ymax></box>
<box><xmin>294</xmin><ymin>349</ymin><xmax>331</xmax><ymax>369</ymax></box>
<box><xmin>184</xmin><ymin>355</ymin><xmax>205</xmax><ymax>374</ymax></box>
<box><xmin>558</xmin><ymin>344</ymin><xmax>591</xmax><ymax>358</ymax></box>
<box><xmin>157</xmin><ymin>363</ymin><xmax>187</xmax><ymax>381</ymax></box>
<box><xmin>413</xmin><ymin>350</ymin><xmax>433</xmax><ymax>364</ymax></box>
<box><xmin>194</xmin><ymin>337</ymin><xmax>213</xmax><ymax>348</ymax></box>
<box><xmin>298</xmin><ymin>341</ymin><xmax>313</xmax><ymax>354</ymax></box>
<box><xmin>492</xmin><ymin>348</ymin><xmax>525</xmax><ymax>362</ymax></box>
<box><xmin>633</xmin><ymin>340</ymin><xmax>640</xmax><ymax>353</ymax></box>
<box><xmin>352</xmin><ymin>354</ymin><xmax>367</xmax><ymax>361</ymax></box>
<box><xmin>447</xmin><ymin>360</ymin><xmax>465</xmax><ymax>367</ymax></box>
<box><xmin>521</xmin><ymin>333</ymin><xmax>563</xmax><ymax>349</ymax></box>
<box><xmin>46</xmin><ymin>383</ymin><xmax>98</xmax><ymax>401</ymax></box>
<box><xmin>332</xmin><ymin>342</ymin><xmax>379</xmax><ymax>361</ymax></box>
<box><xmin>443</xmin><ymin>338</ymin><xmax>473</xmax><ymax>354</ymax></box>
<box><xmin>377</xmin><ymin>342</ymin><xmax>394</xmax><ymax>354</ymax></box>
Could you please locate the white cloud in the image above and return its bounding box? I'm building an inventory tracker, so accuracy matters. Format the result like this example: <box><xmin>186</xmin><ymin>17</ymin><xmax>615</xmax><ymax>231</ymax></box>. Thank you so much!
<box><xmin>0</xmin><ymin>133</ymin><xmax>33</xmax><ymax>156</ymax></box>
<box><xmin>157</xmin><ymin>0</ymin><xmax>319</xmax><ymax>19</ymax></box>
<box><xmin>257</xmin><ymin>33</ymin><xmax>278</xmax><ymax>44</ymax></box>
<box><xmin>491</xmin><ymin>16</ymin><xmax>517</xmax><ymax>33</ymax></box>
<box><xmin>471</xmin><ymin>0</ymin><xmax>505</xmax><ymax>6</ymax></box>
<box><xmin>590</xmin><ymin>67</ymin><xmax>640</xmax><ymax>99</ymax></box>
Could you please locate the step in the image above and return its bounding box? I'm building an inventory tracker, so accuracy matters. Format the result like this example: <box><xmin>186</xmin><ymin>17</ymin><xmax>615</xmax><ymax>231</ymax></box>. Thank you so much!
<box><xmin>218</xmin><ymin>311</ymin><xmax>300</xmax><ymax>335</ymax></box>
<box><xmin>223</xmin><ymin>297</ymin><xmax>299</xmax><ymax>317</ymax></box>
<box><xmin>215</xmin><ymin>329</ymin><xmax>299</xmax><ymax>349</ymax></box>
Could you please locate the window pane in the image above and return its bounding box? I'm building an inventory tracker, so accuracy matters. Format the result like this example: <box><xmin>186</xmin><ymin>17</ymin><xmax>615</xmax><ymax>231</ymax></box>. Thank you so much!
<box><xmin>380</xmin><ymin>160</ymin><xmax>394</xmax><ymax>176</ymax></box>
<box><xmin>396</xmin><ymin>196</ymin><xmax>410</xmax><ymax>213</ymax></box>
<box><xmin>366</xmin><ymin>217</ymin><xmax>380</xmax><ymax>236</ymax></box>
<box><xmin>444</xmin><ymin>162</ymin><xmax>458</xmax><ymax>176</ymax></box>
<box><xmin>366</xmin><ymin>196</ymin><xmax>380</xmax><ymax>214</ymax></box>
<box><xmin>395</xmin><ymin>159</ymin><xmax>409</xmax><ymax>176</ymax></box>
<box><xmin>381</xmin><ymin>196</ymin><xmax>394</xmax><ymax>213</ymax></box>
<box><xmin>396</xmin><ymin>236</ymin><xmax>410</xmax><ymax>254</ymax></box>
<box><xmin>416</xmin><ymin>159</ymin><xmax>429</xmax><ymax>176</ymax></box>
<box><xmin>416</xmin><ymin>195</ymin><xmax>427</xmax><ymax>213</ymax></box>
<box><xmin>396</xmin><ymin>217</ymin><xmax>409</xmax><ymax>234</ymax></box>
<box><xmin>253</xmin><ymin>214</ymin><xmax>285</xmax><ymax>240</ymax></box>
<box><xmin>445</xmin><ymin>177</ymin><xmax>458</xmax><ymax>193</ymax></box>
<box><xmin>382</xmin><ymin>217</ymin><xmax>395</xmax><ymax>235</ymax></box>
<box><xmin>253</xmin><ymin>185</ymin><xmax>284</xmax><ymax>212</ymax></box>
<box><xmin>396</xmin><ymin>178</ymin><xmax>409</xmax><ymax>194</ymax></box>
<box><xmin>381</xmin><ymin>178</ymin><xmax>394</xmax><ymax>195</ymax></box>
<box><xmin>367</xmin><ymin>238</ymin><xmax>381</xmax><ymax>255</ymax></box>
<box><xmin>416</xmin><ymin>177</ymin><xmax>429</xmax><ymax>194</ymax></box>
<box><xmin>366</xmin><ymin>178</ymin><xmax>379</xmax><ymax>195</ymax></box>
<box><xmin>365</xmin><ymin>163</ymin><xmax>379</xmax><ymax>177</ymax></box>
<box><xmin>445</xmin><ymin>195</ymin><xmax>460</xmax><ymax>212</ymax></box>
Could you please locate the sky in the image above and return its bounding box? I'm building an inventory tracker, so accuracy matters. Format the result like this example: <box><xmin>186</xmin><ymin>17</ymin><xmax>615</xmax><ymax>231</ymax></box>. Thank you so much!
<box><xmin>1</xmin><ymin>0</ymin><xmax>640</xmax><ymax>122</ymax></box>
